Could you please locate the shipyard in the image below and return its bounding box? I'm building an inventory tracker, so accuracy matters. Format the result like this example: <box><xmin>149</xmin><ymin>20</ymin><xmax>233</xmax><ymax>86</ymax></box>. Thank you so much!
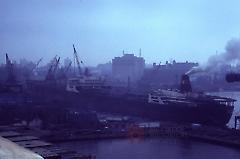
<box><xmin>2</xmin><ymin>1</ymin><xmax>240</xmax><ymax>159</ymax></box>
<box><xmin>1</xmin><ymin>44</ymin><xmax>240</xmax><ymax>158</ymax></box>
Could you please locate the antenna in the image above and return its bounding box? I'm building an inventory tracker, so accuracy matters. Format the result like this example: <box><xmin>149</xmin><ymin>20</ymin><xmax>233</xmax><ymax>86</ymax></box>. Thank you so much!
<box><xmin>139</xmin><ymin>48</ymin><xmax>142</xmax><ymax>57</ymax></box>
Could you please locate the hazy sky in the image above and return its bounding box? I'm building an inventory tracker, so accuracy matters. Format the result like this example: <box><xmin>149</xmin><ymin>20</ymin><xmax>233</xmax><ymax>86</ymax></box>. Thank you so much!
<box><xmin>1</xmin><ymin>0</ymin><xmax>240</xmax><ymax>66</ymax></box>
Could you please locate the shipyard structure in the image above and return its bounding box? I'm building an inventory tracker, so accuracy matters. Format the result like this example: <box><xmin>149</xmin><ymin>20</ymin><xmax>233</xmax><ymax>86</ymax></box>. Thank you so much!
<box><xmin>141</xmin><ymin>61</ymin><xmax>199</xmax><ymax>87</ymax></box>
<box><xmin>108</xmin><ymin>53</ymin><xmax>199</xmax><ymax>89</ymax></box>
<box><xmin>112</xmin><ymin>53</ymin><xmax>145</xmax><ymax>82</ymax></box>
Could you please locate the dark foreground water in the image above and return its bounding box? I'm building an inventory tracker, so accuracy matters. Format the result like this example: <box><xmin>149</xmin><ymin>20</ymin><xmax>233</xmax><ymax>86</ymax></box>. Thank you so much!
<box><xmin>58</xmin><ymin>92</ymin><xmax>240</xmax><ymax>159</ymax></box>
<box><xmin>59</xmin><ymin>138</ymin><xmax>240</xmax><ymax>159</ymax></box>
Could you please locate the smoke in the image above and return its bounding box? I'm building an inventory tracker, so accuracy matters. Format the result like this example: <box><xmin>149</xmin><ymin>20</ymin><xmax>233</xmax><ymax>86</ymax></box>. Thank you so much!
<box><xmin>185</xmin><ymin>66</ymin><xmax>204</xmax><ymax>75</ymax></box>
<box><xmin>186</xmin><ymin>37</ymin><xmax>240</xmax><ymax>75</ymax></box>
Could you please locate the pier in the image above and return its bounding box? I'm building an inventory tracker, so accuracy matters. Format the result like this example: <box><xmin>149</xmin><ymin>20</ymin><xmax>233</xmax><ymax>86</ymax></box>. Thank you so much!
<box><xmin>40</xmin><ymin>120</ymin><xmax>240</xmax><ymax>149</ymax></box>
<box><xmin>0</xmin><ymin>126</ymin><xmax>96</xmax><ymax>159</ymax></box>
<box><xmin>1</xmin><ymin>120</ymin><xmax>240</xmax><ymax>159</ymax></box>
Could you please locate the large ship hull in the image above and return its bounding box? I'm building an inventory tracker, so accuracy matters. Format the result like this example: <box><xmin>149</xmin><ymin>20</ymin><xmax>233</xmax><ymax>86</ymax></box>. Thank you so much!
<box><xmin>25</xmin><ymin>80</ymin><xmax>234</xmax><ymax>127</ymax></box>
<box><xmin>71</xmin><ymin>91</ymin><xmax>234</xmax><ymax>127</ymax></box>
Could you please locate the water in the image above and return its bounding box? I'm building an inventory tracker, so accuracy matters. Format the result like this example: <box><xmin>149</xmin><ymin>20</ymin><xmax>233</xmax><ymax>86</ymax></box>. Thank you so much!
<box><xmin>59</xmin><ymin>138</ymin><xmax>240</xmax><ymax>159</ymax></box>
<box><xmin>58</xmin><ymin>92</ymin><xmax>240</xmax><ymax>159</ymax></box>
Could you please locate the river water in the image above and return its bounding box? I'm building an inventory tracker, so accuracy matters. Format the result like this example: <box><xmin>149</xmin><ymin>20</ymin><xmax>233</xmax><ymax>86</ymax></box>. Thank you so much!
<box><xmin>59</xmin><ymin>92</ymin><xmax>240</xmax><ymax>159</ymax></box>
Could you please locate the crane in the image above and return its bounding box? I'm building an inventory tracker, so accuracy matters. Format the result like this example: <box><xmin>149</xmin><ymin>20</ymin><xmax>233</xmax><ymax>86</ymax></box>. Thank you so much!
<box><xmin>73</xmin><ymin>44</ymin><xmax>82</xmax><ymax>76</ymax></box>
<box><xmin>52</xmin><ymin>57</ymin><xmax>60</xmax><ymax>75</ymax></box>
<box><xmin>5</xmin><ymin>53</ymin><xmax>16</xmax><ymax>83</ymax></box>
<box><xmin>45</xmin><ymin>56</ymin><xmax>58</xmax><ymax>81</ymax></box>
<box><xmin>58</xmin><ymin>61</ymin><xmax>72</xmax><ymax>80</ymax></box>
<box><xmin>64</xmin><ymin>61</ymin><xmax>72</xmax><ymax>74</ymax></box>
<box><xmin>5</xmin><ymin>54</ymin><xmax>11</xmax><ymax>66</ymax></box>
<box><xmin>30</xmin><ymin>58</ymin><xmax>43</xmax><ymax>75</ymax></box>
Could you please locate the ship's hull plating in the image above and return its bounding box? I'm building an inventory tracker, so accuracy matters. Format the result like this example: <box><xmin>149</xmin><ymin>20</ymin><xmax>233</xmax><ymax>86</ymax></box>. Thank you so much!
<box><xmin>73</xmin><ymin>91</ymin><xmax>234</xmax><ymax>126</ymax></box>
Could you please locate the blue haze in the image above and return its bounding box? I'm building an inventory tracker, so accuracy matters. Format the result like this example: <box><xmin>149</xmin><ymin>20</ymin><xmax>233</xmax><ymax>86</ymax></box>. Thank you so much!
<box><xmin>1</xmin><ymin>0</ymin><xmax>240</xmax><ymax>65</ymax></box>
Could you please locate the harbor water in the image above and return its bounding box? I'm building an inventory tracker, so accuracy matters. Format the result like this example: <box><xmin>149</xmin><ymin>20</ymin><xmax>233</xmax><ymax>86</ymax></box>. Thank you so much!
<box><xmin>58</xmin><ymin>92</ymin><xmax>240</xmax><ymax>159</ymax></box>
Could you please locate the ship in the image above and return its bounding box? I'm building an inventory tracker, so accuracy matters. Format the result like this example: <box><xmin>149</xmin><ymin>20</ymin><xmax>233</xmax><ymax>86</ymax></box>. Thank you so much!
<box><xmin>66</xmin><ymin>74</ymin><xmax>235</xmax><ymax>127</ymax></box>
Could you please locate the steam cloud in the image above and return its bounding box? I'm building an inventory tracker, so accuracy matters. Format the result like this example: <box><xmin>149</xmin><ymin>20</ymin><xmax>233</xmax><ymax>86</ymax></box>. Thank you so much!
<box><xmin>186</xmin><ymin>37</ymin><xmax>240</xmax><ymax>75</ymax></box>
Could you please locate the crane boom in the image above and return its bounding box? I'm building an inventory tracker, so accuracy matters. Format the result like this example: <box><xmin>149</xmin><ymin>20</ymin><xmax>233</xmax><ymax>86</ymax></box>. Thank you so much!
<box><xmin>5</xmin><ymin>53</ymin><xmax>16</xmax><ymax>83</ymax></box>
<box><xmin>52</xmin><ymin>57</ymin><xmax>60</xmax><ymax>75</ymax></box>
<box><xmin>73</xmin><ymin>44</ymin><xmax>82</xmax><ymax>75</ymax></box>
<box><xmin>35</xmin><ymin>58</ymin><xmax>43</xmax><ymax>69</ymax></box>
<box><xmin>5</xmin><ymin>54</ymin><xmax>11</xmax><ymax>65</ymax></box>
<box><xmin>45</xmin><ymin>56</ymin><xmax>57</xmax><ymax>81</ymax></box>
<box><xmin>31</xmin><ymin>58</ymin><xmax>43</xmax><ymax>73</ymax></box>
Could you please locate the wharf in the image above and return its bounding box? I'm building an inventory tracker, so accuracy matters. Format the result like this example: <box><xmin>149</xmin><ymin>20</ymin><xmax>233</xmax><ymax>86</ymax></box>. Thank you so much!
<box><xmin>187</xmin><ymin>126</ymin><xmax>240</xmax><ymax>148</ymax></box>
<box><xmin>0</xmin><ymin>127</ymin><xmax>96</xmax><ymax>159</ymax></box>
<box><xmin>1</xmin><ymin>123</ymin><xmax>240</xmax><ymax>159</ymax></box>
<box><xmin>43</xmin><ymin>123</ymin><xmax>240</xmax><ymax>149</ymax></box>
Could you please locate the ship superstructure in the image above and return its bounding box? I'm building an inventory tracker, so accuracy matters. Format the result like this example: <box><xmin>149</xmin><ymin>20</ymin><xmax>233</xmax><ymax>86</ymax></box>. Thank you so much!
<box><xmin>66</xmin><ymin>75</ymin><xmax>110</xmax><ymax>93</ymax></box>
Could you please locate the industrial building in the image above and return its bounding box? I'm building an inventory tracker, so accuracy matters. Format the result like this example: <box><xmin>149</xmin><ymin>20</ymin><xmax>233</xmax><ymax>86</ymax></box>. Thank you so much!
<box><xmin>112</xmin><ymin>53</ymin><xmax>145</xmax><ymax>82</ymax></box>
<box><xmin>142</xmin><ymin>60</ymin><xmax>198</xmax><ymax>87</ymax></box>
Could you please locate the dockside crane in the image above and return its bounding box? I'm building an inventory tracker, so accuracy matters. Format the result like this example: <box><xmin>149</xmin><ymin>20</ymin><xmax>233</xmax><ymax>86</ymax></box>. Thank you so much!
<box><xmin>64</xmin><ymin>61</ymin><xmax>72</xmax><ymax>74</ymax></box>
<box><xmin>5</xmin><ymin>53</ymin><xmax>16</xmax><ymax>83</ymax></box>
<box><xmin>31</xmin><ymin>58</ymin><xmax>43</xmax><ymax>73</ymax></box>
<box><xmin>53</xmin><ymin>57</ymin><xmax>60</xmax><ymax>75</ymax></box>
<box><xmin>45</xmin><ymin>56</ymin><xmax>60</xmax><ymax>81</ymax></box>
<box><xmin>73</xmin><ymin>44</ymin><xmax>82</xmax><ymax>76</ymax></box>
<box><xmin>1</xmin><ymin>53</ymin><xmax>22</xmax><ymax>93</ymax></box>
<box><xmin>58</xmin><ymin>61</ymin><xmax>72</xmax><ymax>80</ymax></box>
<box><xmin>6</xmin><ymin>53</ymin><xmax>11</xmax><ymax>65</ymax></box>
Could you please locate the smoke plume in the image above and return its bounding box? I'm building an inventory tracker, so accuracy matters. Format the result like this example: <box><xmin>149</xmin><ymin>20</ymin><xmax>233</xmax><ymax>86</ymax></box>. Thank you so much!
<box><xmin>186</xmin><ymin>37</ymin><xmax>240</xmax><ymax>75</ymax></box>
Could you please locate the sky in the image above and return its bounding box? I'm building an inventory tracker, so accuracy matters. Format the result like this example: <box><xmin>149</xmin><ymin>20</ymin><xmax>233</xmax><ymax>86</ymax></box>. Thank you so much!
<box><xmin>1</xmin><ymin>0</ymin><xmax>240</xmax><ymax>66</ymax></box>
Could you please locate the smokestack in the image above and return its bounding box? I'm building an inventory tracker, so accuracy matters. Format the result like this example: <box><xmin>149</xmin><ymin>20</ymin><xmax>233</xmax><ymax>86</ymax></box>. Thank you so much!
<box><xmin>180</xmin><ymin>74</ymin><xmax>192</xmax><ymax>93</ymax></box>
